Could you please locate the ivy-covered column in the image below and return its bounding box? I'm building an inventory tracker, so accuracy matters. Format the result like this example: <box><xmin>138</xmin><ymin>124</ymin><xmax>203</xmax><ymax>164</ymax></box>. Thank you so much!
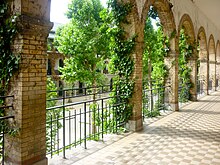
<box><xmin>5</xmin><ymin>0</ymin><xmax>52</xmax><ymax>164</ymax></box>
<box><xmin>188</xmin><ymin>57</ymin><xmax>198</xmax><ymax>101</ymax></box>
<box><xmin>129</xmin><ymin>41</ymin><xmax>144</xmax><ymax>131</ymax></box>
<box><xmin>164</xmin><ymin>52</ymin><xmax>179</xmax><ymax>111</ymax></box>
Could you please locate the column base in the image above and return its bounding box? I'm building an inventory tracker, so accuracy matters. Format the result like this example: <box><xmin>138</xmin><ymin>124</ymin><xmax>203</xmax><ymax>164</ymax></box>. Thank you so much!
<box><xmin>126</xmin><ymin>118</ymin><xmax>143</xmax><ymax>132</ymax></box>
<box><xmin>190</xmin><ymin>94</ymin><xmax>198</xmax><ymax>102</ymax></box>
<box><xmin>5</xmin><ymin>157</ymin><xmax>48</xmax><ymax>165</ymax></box>
<box><xmin>170</xmin><ymin>102</ymin><xmax>179</xmax><ymax>111</ymax></box>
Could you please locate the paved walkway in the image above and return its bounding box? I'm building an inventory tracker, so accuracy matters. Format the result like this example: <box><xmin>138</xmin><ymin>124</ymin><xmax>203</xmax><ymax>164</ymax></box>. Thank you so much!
<box><xmin>49</xmin><ymin>92</ymin><xmax>220</xmax><ymax>165</ymax></box>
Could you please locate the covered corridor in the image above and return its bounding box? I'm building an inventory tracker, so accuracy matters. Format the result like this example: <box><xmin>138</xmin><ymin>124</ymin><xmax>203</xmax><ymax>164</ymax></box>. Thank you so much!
<box><xmin>49</xmin><ymin>91</ymin><xmax>220</xmax><ymax>165</ymax></box>
<box><xmin>1</xmin><ymin>0</ymin><xmax>220</xmax><ymax>164</ymax></box>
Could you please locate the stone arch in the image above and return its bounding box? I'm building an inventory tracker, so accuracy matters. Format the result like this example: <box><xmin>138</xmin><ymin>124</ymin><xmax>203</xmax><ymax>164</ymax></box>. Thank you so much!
<box><xmin>178</xmin><ymin>14</ymin><xmax>197</xmax><ymax>101</ymax></box>
<box><xmin>178</xmin><ymin>14</ymin><xmax>195</xmax><ymax>44</ymax></box>
<box><xmin>140</xmin><ymin>0</ymin><xmax>179</xmax><ymax>110</ymax></box>
<box><xmin>208</xmin><ymin>35</ymin><xmax>216</xmax><ymax>91</ymax></box>
<box><xmin>208</xmin><ymin>35</ymin><xmax>216</xmax><ymax>62</ymax></box>
<box><xmin>141</xmin><ymin>0</ymin><xmax>176</xmax><ymax>36</ymax></box>
<box><xmin>197</xmin><ymin>27</ymin><xmax>208</xmax><ymax>60</ymax></box>
<box><xmin>197</xmin><ymin>26</ymin><xmax>208</xmax><ymax>95</ymax></box>
<box><xmin>124</xmin><ymin>0</ymin><xmax>180</xmax><ymax>129</ymax></box>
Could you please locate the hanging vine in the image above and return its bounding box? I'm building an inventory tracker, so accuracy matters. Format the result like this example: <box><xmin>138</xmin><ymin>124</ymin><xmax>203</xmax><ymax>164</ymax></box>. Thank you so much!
<box><xmin>104</xmin><ymin>0</ymin><xmax>135</xmax><ymax>128</ymax></box>
<box><xmin>178</xmin><ymin>28</ymin><xmax>194</xmax><ymax>102</ymax></box>
<box><xmin>0</xmin><ymin>0</ymin><xmax>19</xmax><ymax>133</ymax></box>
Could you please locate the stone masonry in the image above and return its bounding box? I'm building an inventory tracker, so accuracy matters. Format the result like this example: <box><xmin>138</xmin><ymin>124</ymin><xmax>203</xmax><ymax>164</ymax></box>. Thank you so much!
<box><xmin>5</xmin><ymin>0</ymin><xmax>52</xmax><ymax>164</ymax></box>
<box><xmin>5</xmin><ymin>0</ymin><xmax>220</xmax><ymax>164</ymax></box>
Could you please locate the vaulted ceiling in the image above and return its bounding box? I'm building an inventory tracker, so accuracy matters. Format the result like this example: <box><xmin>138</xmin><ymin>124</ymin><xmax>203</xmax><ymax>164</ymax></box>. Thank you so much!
<box><xmin>193</xmin><ymin>0</ymin><xmax>220</xmax><ymax>31</ymax></box>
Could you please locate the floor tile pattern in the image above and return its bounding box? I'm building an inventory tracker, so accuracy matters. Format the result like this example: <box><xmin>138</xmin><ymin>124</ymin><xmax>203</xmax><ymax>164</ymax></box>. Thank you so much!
<box><xmin>49</xmin><ymin>92</ymin><xmax>220</xmax><ymax>165</ymax></box>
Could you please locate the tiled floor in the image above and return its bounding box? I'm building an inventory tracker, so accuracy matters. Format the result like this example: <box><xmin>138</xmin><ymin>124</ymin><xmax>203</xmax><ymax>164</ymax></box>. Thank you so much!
<box><xmin>49</xmin><ymin>92</ymin><xmax>220</xmax><ymax>165</ymax></box>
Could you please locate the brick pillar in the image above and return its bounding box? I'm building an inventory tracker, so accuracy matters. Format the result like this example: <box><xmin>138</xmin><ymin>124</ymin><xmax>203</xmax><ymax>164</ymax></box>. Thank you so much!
<box><xmin>188</xmin><ymin>58</ymin><xmax>198</xmax><ymax>101</ymax></box>
<box><xmin>207</xmin><ymin>58</ymin><xmax>210</xmax><ymax>95</ymax></box>
<box><xmin>122</xmin><ymin>1</ymin><xmax>144</xmax><ymax>132</ymax></box>
<box><xmin>164</xmin><ymin>52</ymin><xmax>179</xmax><ymax>111</ymax></box>
<box><xmin>129</xmin><ymin>42</ymin><xmax>144</xmax><ymax>131</ymax></box>
<box><xmin>216</xmin><ymin>62</ymin><xmax>220</xmax><ymax>90</ymax></box>
<box><xmin>209</xmin><ymin>61</ymin><xmax>216</xmax><ymax>92</ymax></box>
<box><xmin>200</xmin><ymin>60</ymin><xmax>209</xmax><ymax>95</ymax></box>
<box><xmin>5</xmin><ymin>0</ymin><xmax>52</xmax><ymax>164</ymax></box>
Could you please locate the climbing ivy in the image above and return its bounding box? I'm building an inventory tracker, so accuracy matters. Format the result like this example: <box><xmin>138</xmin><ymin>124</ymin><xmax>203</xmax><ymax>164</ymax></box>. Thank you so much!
<box><xmin>46</xmin><ymin>78</ymin><xmax>63</xmax><ymax>154</ymax></box>
<box><xmin>0</xmin><ymin>1</ymin><xmax>19</xmax><ymax>94</ymax></box>
<box><xmin>0</xmin><ymin>0</ymin><xmax>19</xmax><ymax>137</ymax></box>
<box><xmin>178</xmin><ymin>28</ymin><xmax>194</xmax><ymax>102</ymax></box>
<box><xmin>104</xmin><ymin>0</ymin><xmax>135</xmax><ymax>128</ymax></box>
<box><xmin>143</xmin><ymin>8</ymin><xmax>169</xmax><ymax>118</ymax></box>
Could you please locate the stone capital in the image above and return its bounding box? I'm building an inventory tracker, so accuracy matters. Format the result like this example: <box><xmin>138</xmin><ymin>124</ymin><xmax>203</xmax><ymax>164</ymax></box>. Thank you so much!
<box><xmin>18</xmin><ymin>14</ymin><xmax>53</xmax><ymax>36</ymax></box>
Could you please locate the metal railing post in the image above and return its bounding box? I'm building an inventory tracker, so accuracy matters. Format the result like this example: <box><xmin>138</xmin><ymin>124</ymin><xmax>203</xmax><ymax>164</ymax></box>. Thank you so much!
<box><xmin>84</xmin><ymin>102</ymin><xmax>87</xmax><ymax>149</ymax></box>
<box><xmin>62</xmin><ymin>90</ymin><xmax>66</xmax><ymax>159</ymax></box>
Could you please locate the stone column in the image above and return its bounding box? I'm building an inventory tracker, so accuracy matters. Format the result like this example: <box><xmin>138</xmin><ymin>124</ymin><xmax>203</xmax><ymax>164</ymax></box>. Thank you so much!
<box><xmin>188</xmin><ymin>57</ymin><xmax>198</xmax><ymax>101</ymax></box>
<box><xmin>121</xmin><ymin>1</ymin><xmax>144</xmax><ymax>132</ymax></box>
<box><xmin>164</xmin><ymin>52</ymin><xmax>179</xmax><ymax>111</ymax></box>
<box><xmin>216</xmin><ymin>62</ymin><xmax>220</xmax><ymax>90</ymax></box>
<box><xmin>5</xmin><ymin>0</ymin><xmax>52</xmax><ymax>164</ymax></box>
<box><xmin>129</xmin><ymin>42</ymin><xmax>144</xmax><ymax>131</ymax></box>
<box><xmin>199</xmin><ymin>60</ymin><xmax>209</xmax><ymax>95</ymax></box>
<box><xmin>209</xmin><ymin>61</ymin><xmax>216</xmax><ymax>92</ymax></box>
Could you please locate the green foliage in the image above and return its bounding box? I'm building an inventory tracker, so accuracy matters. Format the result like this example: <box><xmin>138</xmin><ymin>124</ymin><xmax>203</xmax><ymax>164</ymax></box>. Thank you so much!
<box><xmin>55</xmin><ymin>0</ymin><xmax>108</xmax><ymax>88</ymax></box>
<box><xmin>143</xmin><ymin>18</ymin><xmax>169</xmax><ymax>84</ymax></box>
<box><xmin>104</xmin><ymin>0</ymin><xmax>135</xmax><ymax>126</ymax></box>
<box><xmin>46</xmin><ymin>78</ymin><xmax>63</xmax><ymax>153</ymax></box>
<box><xmin>178</xmin><ymin>29</ymin><xmax>193</xmax><ymax>102</ymax></box>
<box><xmin>0</xmin><ymin>0</ymin><xmax>19</xmax><ymax>140</ymax></box>
<box><xmin>143</xmin><ymin>8</ymin><xmax>169</xmax><ymax>118</ymax></box>
<box><xmin>0</xmin><ymin>0</ymin><xmax>19</xmax><ymax>95</ymax></box>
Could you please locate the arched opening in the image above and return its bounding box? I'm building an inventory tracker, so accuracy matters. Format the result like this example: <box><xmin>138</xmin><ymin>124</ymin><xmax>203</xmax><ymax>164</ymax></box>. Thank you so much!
<box><xmin>178</xmin><ymin>14</ymin><xmax>197</xmax><ymax>102</ymax></box>
<box><xmin>141</xmin><ymin>0</ymin><xmax>178</xmax><ymax>111</ymax></box>
<box><xmin>197</xmin><ymin>27</ymin><xmax>208</xmax><ymax>96</ymax></box>
<box><xmin>208</xmin><ymin>35</ymin><xmax>216</xmax><ymax>92</ymax></box>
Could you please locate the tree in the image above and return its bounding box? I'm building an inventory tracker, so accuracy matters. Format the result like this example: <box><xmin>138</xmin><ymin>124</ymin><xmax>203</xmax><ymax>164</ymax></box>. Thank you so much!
<box><xmin>55</xmin><ymin>0</ymin><xmax>109</xmax><ymax>97</ymax></box>
<box><xmin>55</xmin><ymin>0</ymin><xmax>111</xmax><ymax>134</ymax></box>
<box><xmin>46</xmin><ymin>78</ymin><xmax>62</xmax><ymax>153</ymax></box>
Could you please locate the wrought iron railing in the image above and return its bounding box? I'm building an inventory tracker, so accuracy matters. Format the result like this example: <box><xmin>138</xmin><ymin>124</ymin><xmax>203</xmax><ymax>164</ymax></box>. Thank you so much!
<box><xmin>178</xmin><ymin>82</ymin><xmax>192</xmax><ymax>107</ymax></box>
<box><xmin>197</xmin><ymin>79</ymin><xmax>205</xmax><ymax>98</ymax></box>
<box><xmin>208</xmin><ymin>79</ymin><xmax>213</xmax><ymax>91</ymax></box>
<box><xmin>52</xmin><ymin>84</ymin><xmax>112</xmax><ymax>98</ymax></box>
<box><xmin>0</xmin><ymin>95</ymin><xmax>14</xmax><ymax>165</ymax></box>
<box><xmin>46</xmin><ymin>87</ymin><xmax>124</xmax><ymax>158</ymax></box>
<box><xmin>142</xmin><ymin>85</ymin><xmax>171</xmax><ymax>119</ymax></box>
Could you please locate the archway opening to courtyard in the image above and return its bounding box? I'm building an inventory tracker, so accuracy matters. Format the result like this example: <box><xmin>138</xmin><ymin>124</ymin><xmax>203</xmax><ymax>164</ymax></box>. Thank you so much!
<box><xmin>142</xmin><ymin>6</ymin><xmax>171</xmax><ymax>118</ymax></box>
<box><xmin>197</xmin><ymin>27</ymin><xmax>208</xmax><ymax>96</ymax></box>
<box><xmin>141</xmin><ymin>0</ymin><xmax>178</xmax><ymax>114</ymax></box>
<box><xmin>208</xmin><ymin>35</ymin><xmax>216</xmax><ymax>92</ymax></box>
<box><xmin>178</xmin><ymin>14</ymin><xmax>197</xmax><ymax>102</ymax></box>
